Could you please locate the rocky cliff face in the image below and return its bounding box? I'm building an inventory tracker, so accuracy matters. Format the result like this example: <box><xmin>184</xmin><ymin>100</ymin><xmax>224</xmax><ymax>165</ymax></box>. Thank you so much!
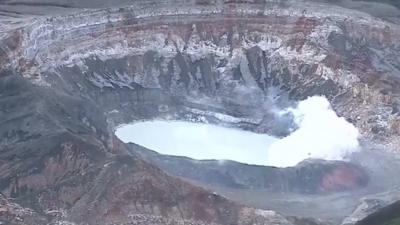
<box><xmin>1</xmin><ymin>0</ymin><xmax>400</xmax><ymax>225</ymax></box>
<box><xmin>2</xmin><ymin>0</ymin><xmax>400</xmax><ymax>145</ymax></box>
<box><xmin>0</xmin><ymin>73</ymin><xmax>298</xmax><ymax>225</ymax></box>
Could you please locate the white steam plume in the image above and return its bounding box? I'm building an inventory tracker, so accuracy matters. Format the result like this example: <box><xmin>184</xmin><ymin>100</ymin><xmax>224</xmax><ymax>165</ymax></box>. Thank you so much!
<box><xmin>267</xmin><ymin>96</ymin><xmax>360</xmax><ymax>167</ymax></box>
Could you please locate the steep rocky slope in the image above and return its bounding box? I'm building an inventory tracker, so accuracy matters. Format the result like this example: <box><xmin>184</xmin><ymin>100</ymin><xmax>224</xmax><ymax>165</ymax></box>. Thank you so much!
<box><xmin>1</xmin><ymin>0</ymin><xmax>400</xmax><ymax>145</ymax></box>
<box><xmin>0</xmin><ymin>73</ymin><xmax>298</xmax><ymax>225</ymax></box>
<box><xmin>1</xmin><ymin>0</ymin><xmax>400</xmax><ymax>225</ymax></box>
<box><xmin>133</xmin><ymin>145</ymin><xmax>369</xmax><ymax>194</ymax></box>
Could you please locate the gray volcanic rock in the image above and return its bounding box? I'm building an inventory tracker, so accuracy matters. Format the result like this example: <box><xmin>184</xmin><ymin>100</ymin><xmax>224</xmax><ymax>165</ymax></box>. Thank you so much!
<box><xmin>0</xmin><ymin>69</ymin><xmax>305</xmax><ymax>225</ymax></box>
<box><xmin>341</xmin><ymin>185</ymin><xmax>400</xmax><ymax>225</ymax></box>
<box><xmin>0</xmin><ymin>0</ymin><xmax>398</xmax><ymax>146</ymax></box>
<box><xmin>132</xmin><ymin>145</ymin><xmax>369</xmax><ymax>194</ymax></box>
<box><xmin>353</xmin><ymin>200</ymin><xmax>400</xmax><ymax>225</ymax></box>
<box><xmin>0</xmin><ymin>0</ymin><xmax>400</xmax><ymax>225</ymax></box>
<box><xmin>0</xmin><ymin>71</ymin><xmax>297</xmax><ymax>225</ymax></box>
<box><xmin>0</xmin><ymin>193</ymin><xmax>47</xmax><ymax>225</ymax></box>
<box><xmin>130</xmin><ymin>144</ymin><xmax>374</xmax><ymax>224</ymax></box>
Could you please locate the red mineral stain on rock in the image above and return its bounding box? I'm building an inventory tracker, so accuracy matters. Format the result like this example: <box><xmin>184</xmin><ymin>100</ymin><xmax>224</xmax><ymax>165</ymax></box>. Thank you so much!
<box><xmin>320</xmin><ymin>164</ymin><xmax>368</xmax><ymax>192</ymax></box>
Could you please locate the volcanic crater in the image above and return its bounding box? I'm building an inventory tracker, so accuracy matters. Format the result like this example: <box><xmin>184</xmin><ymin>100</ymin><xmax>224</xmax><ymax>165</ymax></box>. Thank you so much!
<box><xmin>1</xmin><ymin>0</ymin><xmax>400</xmax><ymax>225</ymax></box>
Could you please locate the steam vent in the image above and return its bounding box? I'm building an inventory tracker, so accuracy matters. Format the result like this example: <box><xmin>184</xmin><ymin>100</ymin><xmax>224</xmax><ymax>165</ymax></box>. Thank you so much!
<box><xmin>1</xmin><ymin>0</ymin><xmax>400</xmax><ymax>224</ymax></box>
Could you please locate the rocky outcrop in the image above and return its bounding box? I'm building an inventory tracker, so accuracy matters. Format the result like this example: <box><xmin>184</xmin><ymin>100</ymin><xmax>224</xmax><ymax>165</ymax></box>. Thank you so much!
<box><xmin>353</xmin><ymin>200</ymin><xmax>400</xmax><ymax>225</ymax></box>
<box><xmin>341</xmin><ymin>186</ymin><xmax>400</xmax><ymax>225</ymax></box>
<box><xmin>133</xmin><ymin>145</ymin><xmax>368</xmax><ymax>194</ymax></box>
<box><xmin>0</xmin><ymin>193</ymin><xmax>47</xmax><ymax>225</ymax></box>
